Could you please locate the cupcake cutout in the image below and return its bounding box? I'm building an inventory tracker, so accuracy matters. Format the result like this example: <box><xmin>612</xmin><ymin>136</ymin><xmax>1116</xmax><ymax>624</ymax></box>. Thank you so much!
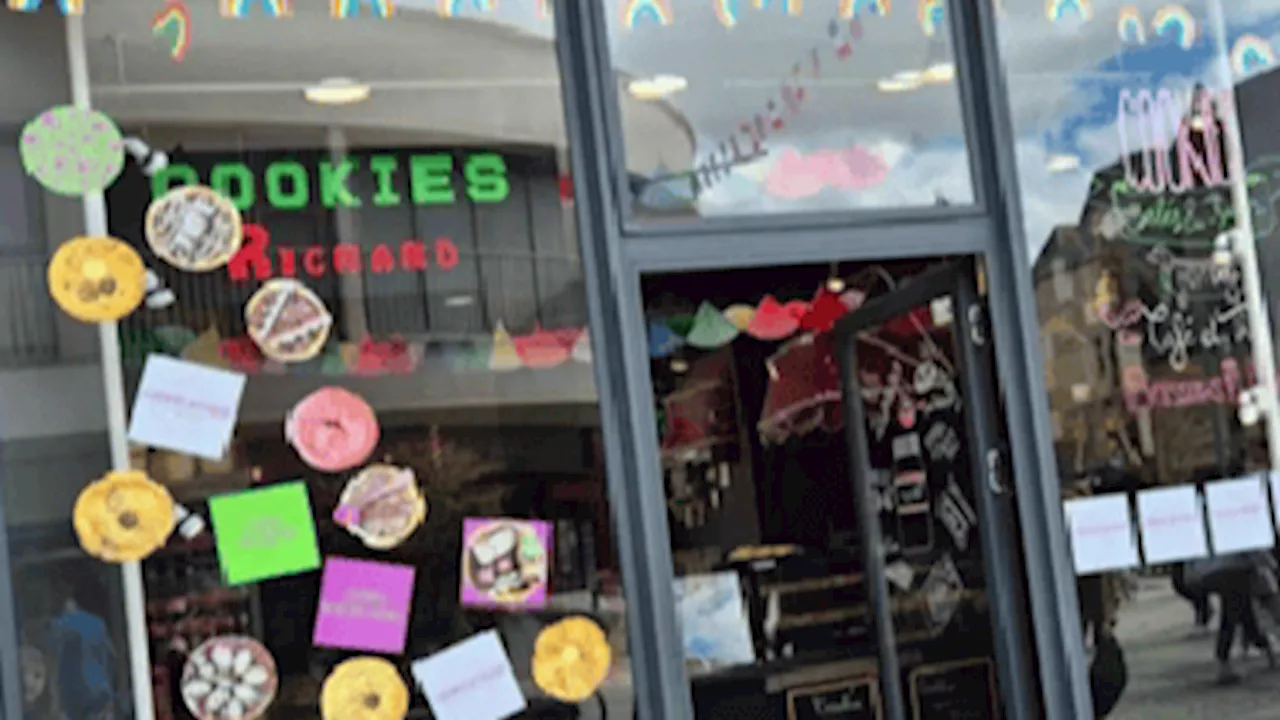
<box><xmin>145</xmin><ymin>185</ymin><xmax>243</xmax><ymax>271</ymax></box>
<box><xmin>285</xmin><ymin>387</ymin><xmax>380</xmax><ymax>473</ymax></box>
<box><xmin>47</xmin><ymin>235</ymin><xmax>147</xmax><ymax>323</ymax></box>
<box><xmin>488</xmin><ymin>322</ymin><xmax>523</xmax><ymax>372</ymax></box>
<box><xmin>333</xmin><ymin>465</ymin><xmax>427</xmax><ymax>550</ymax></box>
<box><xmin>319</xmin><ymin>657</ymin><xmax>409</xmax><ymax>720</ymax></box>
<box><xmin>532</xmin><ymin>616</ymin><xmax>612</xmax><ymax>703</ymax></box>
<box><xmin>745</xmin><ymin>295</ymin><xmax>800</xmax><ymax>341</ymax></box>
<box><xmin>685</xmin><ymin>302</ymin><xmax>740</xmax><ymax>349</ymax></box>
<box><xmin>181</xmin><ymin>636</ymin><xmax>277</xmax><ymax>720</ymax></box>
<box><xmin>73</xmin><ymin>469</ymin><xmax>175</xmax><ymax>563</ymax></box>
<box><xmin>244</xmin><ymin>279</ymin><xmax>333</xmax><ymax>362</ymax></box>
<box><xmin>20</xmin><ymin>106</ymin><xmax>125</xmax><ymax>197</ymax></box>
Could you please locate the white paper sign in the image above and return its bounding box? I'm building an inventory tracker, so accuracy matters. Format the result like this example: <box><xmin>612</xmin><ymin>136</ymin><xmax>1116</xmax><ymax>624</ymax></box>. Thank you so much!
<box><xmin>1205</xmin><ymin>476</ymin><xmax>1276</xmax><ymax>555</ymax></box>
<box><xmin>1063</xmin><ymin>494</ymin><xmax>1140</xmax><ymax>576</ymax></box>
<box><xmin>412</xmin><ymin>630</ymin><xmax>526</xmax><ymax>720</ymax></box>
<box><xmin>1270</xmin><ymin>472</ymin><xmax>1280</xmax><ymax>529</ymax></box>
<box><xmin>1137</xmin><ymin>486</ymin><xmax>1208</xmax><ymax>565</ymax></box>
<box><xmin>127</xmin><ymin>355</ymin><xmax>246</xmax><ymax>461</ymax></box>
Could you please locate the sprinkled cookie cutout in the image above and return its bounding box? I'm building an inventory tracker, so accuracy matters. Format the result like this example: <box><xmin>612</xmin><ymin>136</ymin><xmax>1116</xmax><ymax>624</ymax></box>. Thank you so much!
<box><xmin>285</xmin><ymin>387</ymin><xmax>380</xmax><ymax>473</ymax></box>
<box><xmin>244</xmin><ymin>279</ymin><xmax>333</xmax><ymax>362</ymax></box>
<box><xmin>181</xmin><ymin>636</ymin><xmax>278</xmax><ymax>720</ymax></box>
<box><xmin>146</xmin><ymin>185</ymin><xmax>243</xmax><ymax>271</ymax></box>
<box><xmin>333</xmin><ymin>465</ymin><xmax>426</xmax><ymax>550</ymax></box>
<box><xmin>20</xmin><ymin>106</ymin><xmax>125</xmax><ymax>197</ymax></box>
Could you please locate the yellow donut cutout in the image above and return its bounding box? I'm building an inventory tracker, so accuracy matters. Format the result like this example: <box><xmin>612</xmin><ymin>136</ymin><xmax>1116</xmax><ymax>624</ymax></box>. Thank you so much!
<box><xmin>47</xmin><ymin>235</ymin><xmax>146</xmax><ymax>323</ymax></box>
<box><xmin>73</xmin><ymin>470</ymin><xmax>176</xmax><ymax>563</ymax></box>
<box><xmin>319</xmin><ymin>657</ymin><xmax>409</xmax><ymax>720</ymax></box>
<box><xmin>532</xmin><ymin>616</ymin><xmax>612</xmax><ymax>703</ymax></box>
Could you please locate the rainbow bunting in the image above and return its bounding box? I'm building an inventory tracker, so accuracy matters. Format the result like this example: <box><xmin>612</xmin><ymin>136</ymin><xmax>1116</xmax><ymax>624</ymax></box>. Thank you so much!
<box><xmin>840</xmin><ymin>0</ymin><xmax>889</xmax><ymax>18</ymax></box>
<box><xmin>917</xmin><ymin>0</ymin><xmax>943</xmax><ymax>36</ymax></box>
<box><xmin>1045</xmin><ymin>0</ymin><xmax>1090</xmax><ymax>22</ymax></box>
<box><xmin>537</xmin><ymin>0</ymin><xmax>550</xmax><ymax>17</ymax></box>
<box><xmin>152</xmin><ymin>1</ymin><xmax>191</xmax><ymax>62</ymax></box>
<box><xmin>750</xmin><ymin>0</ymin><xmax>801</xmax><ymax>15</ymax></box>
<box><xmin>1231</xmin><ymin>34</ymin><xmax>1277</xmax><ymax>77</ymax></box>
<box><xmin>6</xmin><ymin>0</ymin><xmax>83</xmax><ymax>15</ymax></box>
<box><xmin>622</xmin><ymin>0</ymin><xmax>671</xmax><ymax>28</ymax></box>
<box><xmin>1117</xmin><ymin>5</ymin><xmax>1144</xmax><ymax>44</ymax></box>
<box><xmin>331</xmin><ymin>0</ymin><xmax>393</xmax><ymax>17</ymax></box>
<box><xmin>436</xmin><ymin>0</ymin><xmax>496</xmax><ymax>15</ymax></box>
<box><xmin>219</xmin><ymin>0</ymin><xmax>292</xmax><ymax>18</ymax></box>
<box><xmin>715</xmin><ymin>0</ymin><xmax>739</xmax><ymax>27</ymax></box>
<box><xmin>1151</xmin><ymin>5</ymin><xmax>1196</xmax><ymax>50</ymax></box>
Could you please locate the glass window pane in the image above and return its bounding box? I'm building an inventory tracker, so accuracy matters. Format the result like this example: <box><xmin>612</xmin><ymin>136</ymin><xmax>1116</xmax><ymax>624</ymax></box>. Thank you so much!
<box><xmin>0</xmin><ymin>4</ymin><xmax>632</xmax><ymax>719</ymax></box>
<box><xmin>604</xmin><ymin>0</ymin><xmax>976</xmax><ymax>220</ymax></box>
<box><xmin>998</xmin><ymin>0</ymin><xmax>1280</xmax><ymax>714</ymax></box>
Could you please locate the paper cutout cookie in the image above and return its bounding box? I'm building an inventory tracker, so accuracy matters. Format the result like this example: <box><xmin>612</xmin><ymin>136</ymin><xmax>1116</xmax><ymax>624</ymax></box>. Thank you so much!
<box><xmin>146</xmin><ymin>185</ymin><xmax>243</xmax><ymax>271</ymax></box>
<box><xmin>245</xmin><ymin>279</ymin><xmax>333</xmax><ymax>362</ymax></box>
<box><xmin>319</xmin><ymin>656</ymin><xmax>409</xmax><ymax>720</ymax></box>
<box><xmin>181</xmin><ymin>636</ymin><xmax>278</xmax><ymax>720</ymax></box>
<box><xmin>20</xmin><ymin>106</ymin><xmax>124</xmax><ymax>196</ymax></box>
<box><xmin>285</xmin><ymin>387</ymin><xmax>379</xmax><ymax>473</ymax></box>
<box><xmin>333</xmin><ymin>465</ymin><xmax>427</xmax><ymax>550</ymax></box>
<box><xmin>532</xmin><ymin>615</ymin><xmax>612</xmax><ymax>703</ymax></box>
<box><xmin>73</xmin><ymin>469</ymin><xmax>175</xmax><ymax>563</ymax></box>
<box><xmin>47</xmin><ymin>235</ymin><xmax>147</xmax><ymax>323</ymax></box>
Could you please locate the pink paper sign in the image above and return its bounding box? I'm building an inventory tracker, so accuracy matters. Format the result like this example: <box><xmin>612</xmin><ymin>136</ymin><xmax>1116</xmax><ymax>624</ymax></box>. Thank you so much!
<box><xmin>460</xmin><ymin>518</ymin><xmax>552</xmax><ymax>610</ymax></box>
<box><xmin>313</xmin><ymin>557</ymin><xmax>415</xmax><ymax>654</ymax></box>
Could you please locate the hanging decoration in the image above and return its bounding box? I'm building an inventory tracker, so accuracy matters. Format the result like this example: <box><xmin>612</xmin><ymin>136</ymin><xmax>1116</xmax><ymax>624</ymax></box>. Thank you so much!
<box><xmin>917</xmin><ymin>0</ymin><xmax>944</xmax><ymax>36</ymax></box>
<box><xmin>764</xmin><ymin>146</ymin><xmax>889</xmax><ymax>199</ymax></box>
<box><xmin>73</xmin><ymin>470</ymin><xmax>176</xmax><ymax>563</ymax></box>
<box><xmin>219</xmin><ymin>0</ymin><xmax>293</xmax><ymax>17</ymax></box>
<box><xmin>798</xmin><ymin>287</ymin><xmax>849</xmax><ymax>333</ymax></box>
<box><xmin>333</xmin><ymin>465</ymin><xmax>427</xmax><ymax>550</ymax></box>
<box><xmin>648</xmin><ymin>320</ymin><xmax>682</xmax><ymax>358</ymax></box>
<box><xmin>436</xmin><ymin>0</ymin><xmax>495</xmax><ymax>16</ymax></box>
<box><xmin>47</xmin><ymin>235</ymin><xmax>147</xmax><ymax>323</ymax></box>
<box><xmin>180</xmin><ymin>636</ymin><xmax>278</xmax><ymax>720</ymax></box>
<box><xmin>331</xmin><ymin>0</ymin><xmax>394</xmax><ymax>17</ymax></box>
<box><xmin>5</xmin><ymin>0</ymin><xmax>82</xmax><ymax>14</ymax></box>
<box><xmin>758</xmin><ymin>332</ymin><xmax>843</xmax><ymax>444</ymax></box>
<box><xmin>1045</xmin><ymin>0</ymin><xmax>1090</xmax><ymax>23</ymax></box>
<box><xmin>622</xmin><ymin>0</ymin><xmax>672</xmax><ymax>29</ymax></box>
<box><xmin>746</xmin><ymin>295</ymin><xmax>801</xmax><ymax>341</ymax></box>
<box><xmin>286</xmin><ymin>387</ymin><xmax>380</xmax><ymax>473</ymax></box>
<box><xmin>20</xmin><ymin>106</ymin><xmax>125</xmax><ymax>197</ymax></box>
<box><xmin>319</xmin><ymin>657</ymin><xmax>409</xmax><ymax>720</ymax></box>
<box><xmin>685</xmin><ymin>301</ymin><xmax>741</xmax><ymax>349</ymax></box>
<box><xmin>1231</xmin><ymin>34</ymin><xmax>1276</xmax><ymax>77</ymax></box>
<box><xmin>152</xmin><ymin>2</ymin><xmax>192</xmax><ymax>62</ymax></box>
<box><xmin>840</xmin><ymin>0</ymin><xmax>890</xmax><ymax>19</ymax></box>
<box><xmin>532</xmin><ymin>616</ymin><xmax>613</xmax><ymax>703</ymax></box>
<box><xmin>723</xmin><ymin>304</ymin><xmax>756</xmax><ymax>331</ymax></box>
<box><xmin>1151</xmin><ymin>5</ymin><xmax>1195</xmax><ymax>49</ymax></box>
<box><xmin>488</xmin><ymin>321</ymin><xmax>523</xmax><ymax>371</ymax></box>
<box><xmin>571</xmin><ymin>328</ymin><xmax>594</xmax><ymax>364</ymax></box>
<box><xmin>513</xmin><ymin>327</ymin><xmax>577</xmax><ymax>368</ymax></box>
<box><xmin>145</xmin><ymin>185</ymin><xmax>244</xmax><ymax>271</ymax></box>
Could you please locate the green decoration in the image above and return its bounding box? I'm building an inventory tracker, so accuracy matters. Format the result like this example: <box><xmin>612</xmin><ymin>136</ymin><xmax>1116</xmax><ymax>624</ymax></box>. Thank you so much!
<box><xmin>319</xmin><ymin>158</ymin><xmax>361</xmax><ymax>208</ymax></box>
<box><xmin>208</xmin><ymin>481</ymin><xmax>322</xmax><ymax>586</ymax></box>
<box><xmin>210</xmin><ymin>162</ymin><xmax>256</xmax><ymax>211</ymax></box>
<box><xmin>685</xmin><ymin>301</ymin><xmax>740</xmax><ymax>349</ymax></box>
<box><xmin>152</xmin><ymin>325</ymin><xmax>199</xmax><ymax>355</ymax></box>
<box><xmin>20</xmin><ymin>106</ymin><xmax>125</xmax><ymax>197</ymax></box>
<box><xmin>666</xmin><ymin>313</ymin><xmax>695</xmax><ymax>337</ymax></box>
<box><xmin>151</xmin><ymin>163</ymin><xmax>199</xmax><ymax>198</ymax></box>
<box><xmin>409</xmin><ymin>154</ymin><xmax>455</xmax><ymax>205</ymax></box>
<box><xmin>465</xmin><ymin>152</ymin><xmax>510</xmax><ymax>203</ymax></box>
<box><xmin>264</xmin><ymin>160</ymin><xmax>310</xmax><ymax>210</ymax></box>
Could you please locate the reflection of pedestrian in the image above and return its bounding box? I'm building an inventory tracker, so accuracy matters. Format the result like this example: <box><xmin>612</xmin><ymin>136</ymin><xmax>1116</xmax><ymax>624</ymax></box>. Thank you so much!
<box><xmin>47</xmin><ymin>580</ymin><xmax>117</xmax><ymax>720</ymax></box>
<box><xmin>1210</xmin><ymin>566</ymin><xmax>1272</xmax><ymax>684</ymax></box>
<box><xmin>1171</xmin><ymin>562</ymin><xmax>1212</xmax><ymax>630</ymax></box>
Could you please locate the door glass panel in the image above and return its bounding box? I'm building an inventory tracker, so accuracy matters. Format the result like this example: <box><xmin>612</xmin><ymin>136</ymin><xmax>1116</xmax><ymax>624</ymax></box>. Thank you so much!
<box><xmin>843</xmin><ymin>289</ymin><xmax>1004</xmax><ymax>719</ymax></box>
<box><xmin>640</xmin><ymin>257</ymin><xmax>1017</xmax><ymax>718</ymax></box>
<box><xmin>604</xmin><ymin>0</ymin><xmax>976</xmax><ymax>221</ymax></box>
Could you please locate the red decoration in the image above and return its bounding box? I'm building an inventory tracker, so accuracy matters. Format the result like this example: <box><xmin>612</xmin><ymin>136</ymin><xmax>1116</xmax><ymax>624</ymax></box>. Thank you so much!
<box><xmin>746</xmin><ymin>295</ymin><xmax>801</xmax><ymax>340</ymax></box>
<box><xmin>799</xmin><ymin>288</ymin><xmax>848</xmax><ymax>332</ymax></box>
<box><xmin>513</xmin><ymin>327</ymin><xmax>578</xmax><ymax>368</ymax></box>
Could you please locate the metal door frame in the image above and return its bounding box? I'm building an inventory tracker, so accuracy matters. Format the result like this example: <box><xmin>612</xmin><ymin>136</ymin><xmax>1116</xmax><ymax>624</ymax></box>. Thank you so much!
<box><xmin>553</xmin><ymin>0</ymin><xmax>1090</xmax><ymax>717</ymax></box>
<box><xmin>833</xmin><ymin>258</ymin><xmax>1034</xmax><ymax>720</ymax></box>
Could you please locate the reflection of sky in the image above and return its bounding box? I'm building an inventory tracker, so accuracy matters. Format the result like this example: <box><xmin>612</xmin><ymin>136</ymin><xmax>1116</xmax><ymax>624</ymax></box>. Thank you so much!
<box><xmin>1001</xmin><ymin>0</ymin><xmax>1280</xmax><ymax>261</ymax></box>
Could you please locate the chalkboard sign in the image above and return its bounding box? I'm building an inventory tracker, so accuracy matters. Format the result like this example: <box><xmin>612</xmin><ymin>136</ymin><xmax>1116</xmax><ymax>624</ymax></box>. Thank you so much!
<box><xmin>786</xmin><ymin>677</ymin><xmax>881</xmax><ymax>720</ymax></box>
<box><xmin>908</xmin><ymin>658</ymin><xmax>998</xmax><ymax>720</ymax></box>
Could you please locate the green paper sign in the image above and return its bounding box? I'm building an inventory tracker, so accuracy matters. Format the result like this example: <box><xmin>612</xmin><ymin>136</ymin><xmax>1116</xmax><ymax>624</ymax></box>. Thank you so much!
<box><xmin>209</xmin><ymin>481</ymin><xmax>322</xmax><ymax>586</ymax></box>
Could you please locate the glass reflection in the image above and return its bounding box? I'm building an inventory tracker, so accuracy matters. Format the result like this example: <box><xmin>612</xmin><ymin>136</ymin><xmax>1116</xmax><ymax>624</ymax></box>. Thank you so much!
<box><xmin>604</xmin><ymin>0</ymin><xmax>975</xmax><ymax>219</ymax></box>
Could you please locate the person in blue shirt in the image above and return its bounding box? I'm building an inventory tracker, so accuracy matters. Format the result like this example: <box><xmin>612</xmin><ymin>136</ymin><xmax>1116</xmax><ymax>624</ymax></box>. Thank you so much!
<box><xmin>47</xmin><ymin>578</ymin><xmax>118</xmax><ymax>720</ymax></box>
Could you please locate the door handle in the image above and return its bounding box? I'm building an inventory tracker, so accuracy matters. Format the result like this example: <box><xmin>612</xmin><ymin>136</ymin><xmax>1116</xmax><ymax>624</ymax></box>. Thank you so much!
<box><xmin>986</xmin><ymin>447</ymin><xmax>1006</xmax><ymax>496</ymax></box>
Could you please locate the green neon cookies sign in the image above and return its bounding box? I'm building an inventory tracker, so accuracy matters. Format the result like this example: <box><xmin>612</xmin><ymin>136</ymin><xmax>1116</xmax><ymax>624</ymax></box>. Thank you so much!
<box><xmin>150</xmin><ymin>151</ymin><xmax>510</xmax><ymax>211</ymax></box>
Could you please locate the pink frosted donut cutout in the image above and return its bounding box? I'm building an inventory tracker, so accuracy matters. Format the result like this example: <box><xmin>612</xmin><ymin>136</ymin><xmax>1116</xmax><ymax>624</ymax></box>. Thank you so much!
<box><xmin>284</xmin><ymin>387</ymin><xmax>379</xmax><ymax>473</ymax></box>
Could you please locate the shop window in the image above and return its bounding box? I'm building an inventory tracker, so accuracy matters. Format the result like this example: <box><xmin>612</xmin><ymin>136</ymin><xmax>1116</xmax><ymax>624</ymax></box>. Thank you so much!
<box><xmin>2</xmin><ymin>3</ymin><xmax>634</xmax><ymax>719</ymax></box>
<box><xmin>602</xmin><ymin>0</ymin><xmax>975</xmax><ymax>220</ymax></box>
<box><xmin>997</xmin><ymin>0</ymin><xmax>1280</xmax><ymax>715</ymax></box>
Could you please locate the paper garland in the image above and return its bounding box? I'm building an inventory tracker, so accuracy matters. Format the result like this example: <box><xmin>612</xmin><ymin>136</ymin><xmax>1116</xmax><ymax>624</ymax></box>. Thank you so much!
<box><xmin>20</xmin><ymin>106</ymin><xmax>124</xmax><ymax>197</ymax></box>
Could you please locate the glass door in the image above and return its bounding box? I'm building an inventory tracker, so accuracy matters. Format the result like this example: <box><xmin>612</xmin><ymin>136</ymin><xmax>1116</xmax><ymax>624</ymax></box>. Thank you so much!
<box><xmin>833</xmin><ymin>258</ymin><xmax>1035</xmax><ymax>720</ymax></box>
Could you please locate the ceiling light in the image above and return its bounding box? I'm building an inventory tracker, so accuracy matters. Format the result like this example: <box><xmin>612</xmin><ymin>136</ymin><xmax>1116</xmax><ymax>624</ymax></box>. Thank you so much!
<box><xmin>877</xmin><ymin>75</ymin><xmax>922</xmax><ymax>93</ymax></box>
<box><xmin>628</xmin><ymin>74</ymin><xmax>688</xmax><ymax>100</ymax></box>
<box><xmin>444</xmin><ymin>294</ymin><xmax>474</xmax><ymax>308</ymax></box>
<box><xmin>304</xmin><ymin>78</ymin><xmax>372</xmax><ymax>106</ymax></box>
<box><xmin>1046</xmin><ymin>153</ymin><xmax>1081</xmax><ymax>173</ymax></box>
<box><xmin>826</xmin><ymin>276</ymin><xmax>846</xmax><ymax>293</ymax></box>
<box><xmin>922</xmin><ymin>62</ymin><xmax>956</xmax><ymax>84</ymax></box>
<box><xmin>670</xmin><ymin>358</ymin><xmax>689</xmax><ymax>373</ymax></box>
